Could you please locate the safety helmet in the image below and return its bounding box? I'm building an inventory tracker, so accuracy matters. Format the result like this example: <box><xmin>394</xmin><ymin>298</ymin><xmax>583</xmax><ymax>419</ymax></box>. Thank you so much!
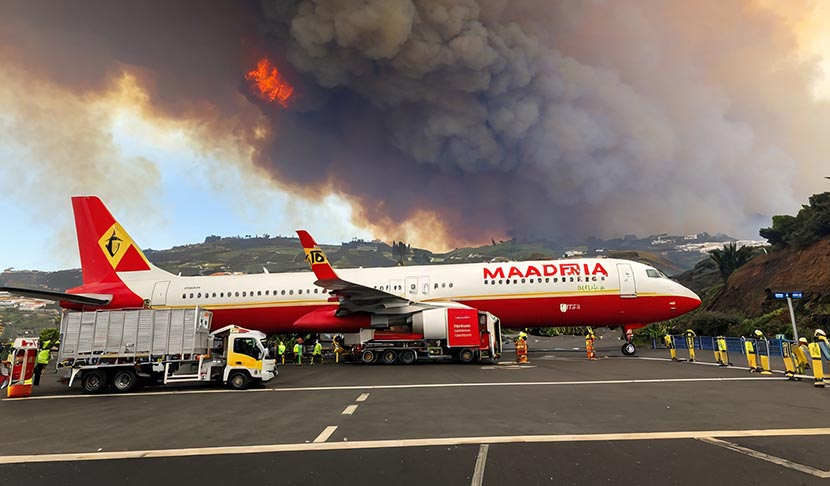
<box><xmin>799</xmin><ymin>337</ymin><xmax>808</xmax><ymax>344</ymax></box>
<box><xmin>815</xmin><ymin>329</ymin><xmax>826</xmax><ymax>338</ymax></box>
<box><xmin>754</xmin><ymin>330</ymin><xmax>763</xmax><ymax>337</ymax></box>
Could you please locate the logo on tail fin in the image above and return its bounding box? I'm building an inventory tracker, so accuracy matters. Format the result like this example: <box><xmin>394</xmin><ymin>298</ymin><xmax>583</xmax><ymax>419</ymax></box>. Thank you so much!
<box><xmin>304</xmin><ymin>248</ymin><xmax>329</xmax><ymax>265</ymax></box>
<box><xmin>97</xmin><ymin>222</ymin><xmax>149</xmax><ymax>271</ymax></box>
<box><xmin>104</xmin><ymin>231</ymin><xmax>122</xmax><ymax>257</ymax></box>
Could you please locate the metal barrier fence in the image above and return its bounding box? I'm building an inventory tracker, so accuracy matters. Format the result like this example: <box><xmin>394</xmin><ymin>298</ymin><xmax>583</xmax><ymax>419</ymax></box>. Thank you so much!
<box><xmin>651</xmin><ymin>336</ymin><xmax>786</xmax><ymax>356</ymax></box>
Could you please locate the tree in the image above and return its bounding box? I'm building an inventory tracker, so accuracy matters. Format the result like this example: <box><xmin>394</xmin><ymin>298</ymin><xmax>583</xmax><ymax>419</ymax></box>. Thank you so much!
<box><xmin>708</xmin><ymin>242</ymin><xmax>755</xmax><ymax>282</ymax></box>
<box><xmin>39</xmin><ymin>327</ymin><xmax>60</xmax><ymax>346</ymax></box>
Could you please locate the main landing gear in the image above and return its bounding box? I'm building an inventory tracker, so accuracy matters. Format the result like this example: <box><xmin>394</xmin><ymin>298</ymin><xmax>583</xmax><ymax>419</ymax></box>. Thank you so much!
<box><xmin>621</xmin><ymin>326</ymin><xmax>637</xmax><ymax>356</ymax></box>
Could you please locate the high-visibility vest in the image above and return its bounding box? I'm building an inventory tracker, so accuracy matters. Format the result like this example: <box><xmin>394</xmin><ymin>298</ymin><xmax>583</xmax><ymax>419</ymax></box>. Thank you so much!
<box><xmin>313</xmin><ymin>343</ymin><xmax>322</xmax><ymax>355</ymax></box>
<box><xmin>37</xmin><ymin>341</ymin><xmax>52</xmax><ymax>365</ymax></box>
<box><xmin>278</xmin><ymin>343</ymin><xmax>286</xmax><ymax>355</ymax></box>
<box><xmin>293</xmin><ymin>344</ymin><xmax>302</xmax><ymax>355</ymax></box>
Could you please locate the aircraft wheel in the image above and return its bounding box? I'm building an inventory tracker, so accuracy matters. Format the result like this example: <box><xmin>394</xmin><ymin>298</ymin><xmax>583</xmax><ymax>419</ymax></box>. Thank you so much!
<box><xmin>622</xmin><ymin>342</ymin><xmax>636</xmax><ymax>356</ymax></box>
<box><xmin>458</xmin><ymin>348</ymin><xmax>476</xmax><ymax>363</ymax></box>
<box><xmin>81</xmin><ymin>370</ymin><xmax>107</xmax><ymax>394</ymax></box>
<box><xmin>381</xmin><ymin>350</ymin><xmax>398</xmax><ymax>365</ymax></box>
<box><xmin>112</xmin><ymin>369</ymin><xmax>138</xmax><ymax>393</ymax></box>
<box><xmin>399</xmin><ymin>349</ymin><xmax>417</xmax><ymax>365</ymax></box>
<box><xmin>361</xmin><ymin>350</ymin><xmax>377</xmax><ymax>364</ymax></box>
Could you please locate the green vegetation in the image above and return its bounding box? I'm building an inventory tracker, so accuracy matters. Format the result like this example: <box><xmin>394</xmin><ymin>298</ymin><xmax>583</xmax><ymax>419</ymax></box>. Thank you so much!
<box><xmin>760</xmin><ymin>192</ymin><xmax>830</xmax><ymax>250</ymax></box>
<box><xmin>708</xmin><ymin>242</ymin><xmax>757</xmax><ymax>282</ymax></box>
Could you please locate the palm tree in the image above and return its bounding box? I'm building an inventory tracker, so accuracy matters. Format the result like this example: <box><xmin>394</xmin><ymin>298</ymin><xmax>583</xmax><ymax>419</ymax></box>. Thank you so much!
<box><xmin>709</xmin><ymin>242</ymin><xmax>755</xmax><ymax>282</ymax></box>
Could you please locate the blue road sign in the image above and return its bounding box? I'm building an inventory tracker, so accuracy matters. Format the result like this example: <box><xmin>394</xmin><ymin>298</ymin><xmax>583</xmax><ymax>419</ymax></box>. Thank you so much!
<box><xmin>773</xmin><ymin>291</ymin><xmax>803</xmax><ymax>299</ymax></box>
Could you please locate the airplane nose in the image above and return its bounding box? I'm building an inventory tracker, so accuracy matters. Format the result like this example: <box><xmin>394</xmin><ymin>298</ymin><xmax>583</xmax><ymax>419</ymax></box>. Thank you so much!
<box><xmin>677</xmin><ymin>287</ymin><xmax>702</xmax><ymax>314</ymax></box>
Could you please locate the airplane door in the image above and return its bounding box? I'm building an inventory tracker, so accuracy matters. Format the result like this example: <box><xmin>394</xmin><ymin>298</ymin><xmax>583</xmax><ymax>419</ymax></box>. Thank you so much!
<box><xmin>418</xmin><ymin>276</ymin><xmax>430</xmax><ymax>298</ymax></box>
<box><xmin>151</xmin><ymin>281</ymin><xmax>170</xmax><ymax>306</ymax></box>
<box><xmin>405</xmin><ymin>277</ymin><xmax>419</xmax><ymax>300</ymax></box>
<box><xmin>617</xmin><ymin>264</ymin><xmax>637</xmax><ymax>298</ymax></box>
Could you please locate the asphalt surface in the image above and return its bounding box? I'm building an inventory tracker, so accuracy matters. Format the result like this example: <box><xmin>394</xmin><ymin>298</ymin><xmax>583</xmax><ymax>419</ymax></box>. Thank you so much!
<box><xmin>3</xmin><ymin>333</ymin><xmax>830</xmax><ymax>485</ymax></box>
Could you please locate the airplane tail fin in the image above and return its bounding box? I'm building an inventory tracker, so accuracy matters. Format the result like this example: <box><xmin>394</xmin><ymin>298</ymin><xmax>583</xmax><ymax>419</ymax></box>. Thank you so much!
<box><xmin>72</xmin><ymin>196</ymin><xmax>171</xmax><ymax>285</ymax></box>
<box><xmin>296</xmin><ymin>230</ymin><xmax>339</xmax><ymax>281</ymax></box>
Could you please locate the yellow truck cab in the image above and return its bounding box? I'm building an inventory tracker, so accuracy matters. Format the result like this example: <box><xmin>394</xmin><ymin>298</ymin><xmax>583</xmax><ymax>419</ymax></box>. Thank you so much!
<box><xmin>210</xmin><ymin>325</ymin><xmax>277</xmax><ymax>389</ymax></box>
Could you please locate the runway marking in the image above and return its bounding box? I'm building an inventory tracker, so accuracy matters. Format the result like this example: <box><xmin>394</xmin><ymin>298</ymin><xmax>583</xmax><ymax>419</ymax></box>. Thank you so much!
<box><xmin>638</xmin><ymin>356</ymin><xmax>814</xmax><ymax>380</ymax></box>
<box><xmin>313</xmin><ymin>426</ymin><xmax>338</xmax><ymax>443</ymax></box>
<box><xmin>697</xmin><ymin>437</ymin><xmax>830</xmax><ymax>478</ymax></box>
<box><xmin>356</xmin><ymin>393</ymin><xmax>370</xmax><ymax>402</ymax></box>
<box><xmin>4</xmin><ymin>376</ymin><xmax>782</xmax><ymax>401</ymax></box>
<box><xmin>470</xmin><ymin>444</ymin><xmax>489</xmax><ymax>486</ymax></box>
<box><xmin>342</xmin><ymin>405</ymin><xmax>358</xmax><ymax>415</ymax></box>
<box><xmin>3</xmin><ymin>428</ymin><xmax>830</xmax><ymax>465</ymax></box>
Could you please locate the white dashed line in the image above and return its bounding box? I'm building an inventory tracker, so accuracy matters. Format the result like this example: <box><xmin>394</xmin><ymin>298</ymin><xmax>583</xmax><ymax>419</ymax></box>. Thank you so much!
<box><xmin>470</xmin><ymin>444</ymin><xmax>489</xmax><ymax>486</ymax></box>
<box><xmin>342</xmin><ymin>405</ymin><xmax>358</xmax><ymax>415</ymax></box>
<box><xmin>698</xmin><ymin>437</ymin><xmax>830</xmax><ymax>478</ymax></box>
<box><xmin>356</xmin><ymin>393</ymin><xmax>370</xmax><ymax>402</ymax></box>
<box><xmin>313</xmin><ymin>426</ymin><xmax>338</xmax><ymax>443</ymax></box>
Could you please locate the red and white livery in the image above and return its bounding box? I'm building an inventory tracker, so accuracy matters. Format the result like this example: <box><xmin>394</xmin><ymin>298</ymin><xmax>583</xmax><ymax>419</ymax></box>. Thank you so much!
<box><xmin>2</xmin><ymin>196</ymin><xmax>701</xmax><ymax>355</ymax></box>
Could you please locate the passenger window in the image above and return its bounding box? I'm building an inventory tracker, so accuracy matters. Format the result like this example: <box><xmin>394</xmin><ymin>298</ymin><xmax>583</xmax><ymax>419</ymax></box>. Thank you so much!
<box><xmin>182</xmin><ymin>294</ymin><xmax>186</xmax><ymax>299</ymax></box>
<box><xmin>189</xmin><ymin>293</ymin><xmax>194</xmax><ymax>299</ymax></box>
<box><xmin>242</xmin><ymin>291</ymin><xmax>246</xmax><ymax>297</ymax></box>
<box><xmin>289</xmin><ymin>290</ymin><xmax>294</xmax><ymax>295</ymax></box>
<box><xmin>258</xmin><ymin>291</ymin><xmax>262</xmax><ymax>296</ymax></box>
<box><xmin>298</xmin><ymin>289</ymin><xmax>303</xmax><ymax>295</ymax></box>
<box><xmin>491</xmin><ymin>280</ymin><xmax>495</xmax><ymax>285</ymax></box>
<box><xmin>212</xmin><ymin>293</ymin><xmax>216</xmax><ymax>298</ymax></box>
<box><xmin>449</xmin><ymin>283</ymin><xmax>453</xmax><ymax>288</ymax></box>
<box><xmin>545</xmin><ymin>278</ymin><xmax>550</xmax><ymax>283</ymax></box>
<box><xmin>281</xmin><ymin>290</ymin><xmax>286</xmax><ymax>295</ymax></box>
<box><xmin>235</xmin><ymin>292</ymin><xmax>240</xmax><ymax>297</ymax></box>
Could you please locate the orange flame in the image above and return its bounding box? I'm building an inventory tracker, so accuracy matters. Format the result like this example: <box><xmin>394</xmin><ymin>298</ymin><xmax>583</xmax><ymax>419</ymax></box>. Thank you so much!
<box><xmin>245</xmin><ymin>59</ymin><xmax>294</xmax><ymax>107</ymax></box>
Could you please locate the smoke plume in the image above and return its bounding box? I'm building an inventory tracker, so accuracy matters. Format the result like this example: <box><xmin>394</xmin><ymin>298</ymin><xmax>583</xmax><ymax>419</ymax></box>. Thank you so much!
<box><xmin>1</xmin><ymin>0</ymin><xmax>828</xmax><ymax>248</ymax></box>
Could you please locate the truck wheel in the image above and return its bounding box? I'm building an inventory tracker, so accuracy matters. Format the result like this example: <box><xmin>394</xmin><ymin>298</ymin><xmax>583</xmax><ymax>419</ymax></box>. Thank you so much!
<box><xmin>361</xmin><ymin>350</ymin><xmax>377</xmax><ymax>364</ymax></box>
<box><xmin>458</xmin><ymin>348</ymin><xmax>475</xmax><ymax>364</ymax></box>
<box><xmin>381</xmin><ymin>350</ymin><xmax>398</xmax><ymax>365</ymax></box>
<box><xmin>81</xmin><ymin>370</ymin><xmax>107</xmax><ymax>394</ymax></box>
<box><xmin>112</xmin><ymin>369</ymin><xmax>138</xmax><ymax>393</ymax></box>
<box><xmin>399</xmin><ymin>349</ymin><xmax>417</xmax><ymax>365</ymax></box>
<box><xmin>228</xmin><ymin>371</ymin><xmax>250</xmax><ymax>390</ymax></box>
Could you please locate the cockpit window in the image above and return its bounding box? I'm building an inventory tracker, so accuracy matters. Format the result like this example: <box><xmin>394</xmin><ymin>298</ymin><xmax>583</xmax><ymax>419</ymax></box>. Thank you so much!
<box><xmin>646</xmin><ymin>269</ymin><xmax>662</xmax><ymax>278</ymax></box>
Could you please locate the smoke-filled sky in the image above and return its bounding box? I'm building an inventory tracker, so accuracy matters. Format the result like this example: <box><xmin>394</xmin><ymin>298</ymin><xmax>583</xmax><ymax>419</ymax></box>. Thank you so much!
<box><xmin>1</xmin><ymin>0</ymin><xmax>829</xmax><ymax>270</ymax></box>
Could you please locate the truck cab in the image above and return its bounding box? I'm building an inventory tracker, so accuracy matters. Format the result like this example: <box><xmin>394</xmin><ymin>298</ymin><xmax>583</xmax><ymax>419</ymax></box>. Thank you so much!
<box><xmin>211</xmin><ymin>325</ymin><xmax>277</xmax><ymax>389</ymax></box>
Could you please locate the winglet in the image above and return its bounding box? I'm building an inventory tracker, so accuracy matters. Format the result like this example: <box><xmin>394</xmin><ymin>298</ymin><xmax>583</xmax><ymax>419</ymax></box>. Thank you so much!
<box><xmin>296</xmin><ymin>230</ymin><xmax>339</xmax><ymax>281</ymax></box>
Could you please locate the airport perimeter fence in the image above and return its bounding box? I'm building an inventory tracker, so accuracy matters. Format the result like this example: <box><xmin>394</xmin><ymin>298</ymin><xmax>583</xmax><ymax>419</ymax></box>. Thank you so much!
<box><xmin>651</xmin><ymin>336</ymin><xmax>789</xmax><ymax>357</ymax></box>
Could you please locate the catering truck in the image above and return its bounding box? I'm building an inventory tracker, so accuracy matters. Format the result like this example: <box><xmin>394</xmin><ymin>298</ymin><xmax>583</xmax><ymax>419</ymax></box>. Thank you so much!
<box><xmin>345</xmin><ymin>308</ymin><xmax>502</xmax><ymax>365</ymax></box>
<box><xmin>57</xmin><ymin>307</ymin><xmax>276</xmax><ymax>393</ymax></box>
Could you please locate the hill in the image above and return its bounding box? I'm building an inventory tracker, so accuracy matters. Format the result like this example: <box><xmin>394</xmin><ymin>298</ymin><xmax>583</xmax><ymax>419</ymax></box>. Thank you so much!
<box><xmin>706</xmin><ymin>236</ymin><xmax>830</xmax><ymax>327</ymax></box>
<box><xmin>1</xmin><ymin>235</ymin><xmax>698</xmax><ymax>291</ymax></box>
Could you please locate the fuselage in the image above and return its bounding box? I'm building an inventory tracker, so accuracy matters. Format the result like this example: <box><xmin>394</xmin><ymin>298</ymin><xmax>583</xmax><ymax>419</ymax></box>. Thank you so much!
<box><xmin>90</xmin><ymin>258</ymin><xmax>700</xmax><ymax>333</ymax></box>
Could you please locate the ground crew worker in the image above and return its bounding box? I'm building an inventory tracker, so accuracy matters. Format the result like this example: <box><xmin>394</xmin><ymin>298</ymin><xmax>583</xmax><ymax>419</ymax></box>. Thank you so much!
<box><xmin>815</xmin><ymin>329</ymin><xmax>830</xmax><ymax>360</ymax></box>
<box><xmin>277</xmin><ymin>341</ymin><xmax>286</xmax><ymax>365</ymax></box>
<box><xmin>293</xmin><ymin>341</ymin><xmax>303</xmax><ymax>365</ymax></box>
<box><xmin>663</xmin><ymin>334</ymin><xmax>677</xmax><ymax>361</ymax></box>
<box><xmin>34</xmin><ymin>339</ymin><xmax>53</xmax><ymax>386</ymax></box>
<box><xmin>781</xmin><ymin>340</ymin><xmax>797</xmax><ymax>380</ymax></box>
<box><xmin>684</xmin><ymin>329</ymin><xmax>696</xmax><ymax>362</ymax></box>
<box><xmin>715</xmin><ymin>336</ymin><xmax>730</xmax><ymax>366</ymax></box>
<box><xmin>795</xmin><ymin>337</ymin><xmax>811</xmax><ymax>375</ymax></box>
<box><xmin>585</xmin><ymin>327</ymin><xmax>597</xmax><ymax>360</ymax></box>
<box><xmin>312</xmin><ymin>340</ymin><xmax>323</xmax><ymax>365</ymax></box>
<box><xmin>515</xmin><ymin>332</ymin><xmax>529</xmax><ymax>364</ymax></box>
<box><xmin>808</xmin><ymin>330</ymin><xmax>825</xmax><ymax>387</ymax></box>
<box><xmin>743</xmin><ymin>337</ymin><xmax>757</xmax><ymax>371</ymax></box>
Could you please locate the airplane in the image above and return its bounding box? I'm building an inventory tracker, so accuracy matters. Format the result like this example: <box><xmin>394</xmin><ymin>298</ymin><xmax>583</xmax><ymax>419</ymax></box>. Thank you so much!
<box><xmin>1</xmin><ymin>196</ymin><xmax>701</xmax><ymax>355</ymax></box>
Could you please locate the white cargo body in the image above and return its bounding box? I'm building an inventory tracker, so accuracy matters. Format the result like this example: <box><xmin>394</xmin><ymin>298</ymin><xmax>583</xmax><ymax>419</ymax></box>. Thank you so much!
<box><xmin>57</xmin><ymin>307</ymin><xmax>276</xmax><ymax>393</ymax></box>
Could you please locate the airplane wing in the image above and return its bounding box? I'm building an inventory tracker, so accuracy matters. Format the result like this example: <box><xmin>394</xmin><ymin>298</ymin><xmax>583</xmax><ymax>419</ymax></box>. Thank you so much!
<box><xmin>296</xmin><ymin>230</ymin><xmax>426</xmax><ymax>315</ymax></box>
<box><xmin>0</xmin><ymin>286</ymin><xmax>112</xmax><ymax>306</ymax></box>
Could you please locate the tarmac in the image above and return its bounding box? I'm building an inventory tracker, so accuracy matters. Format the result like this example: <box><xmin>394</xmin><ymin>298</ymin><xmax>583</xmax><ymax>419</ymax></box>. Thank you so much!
<box><xmin>3</xmin><ymin>331</ymin><xmax>830</xmax><ymax>485</ymax></box>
